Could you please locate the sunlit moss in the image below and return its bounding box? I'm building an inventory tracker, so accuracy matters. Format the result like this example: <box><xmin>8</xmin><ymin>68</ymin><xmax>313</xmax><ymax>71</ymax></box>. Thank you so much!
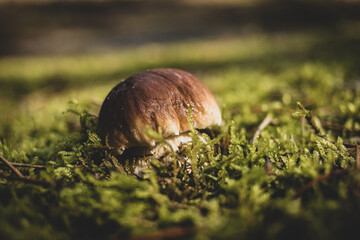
<box><xmin>1</xmin><ymin>32</ymin><xmax>360</xmax><ymax>239</ymax></box>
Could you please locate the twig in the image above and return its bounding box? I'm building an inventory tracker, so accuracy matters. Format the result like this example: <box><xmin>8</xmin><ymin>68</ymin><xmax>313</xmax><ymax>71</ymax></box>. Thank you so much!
<box><xmin>294</xmin><ymin>169</ymin><xmax>348</xmax><ymax>198</ymax></box>
<box><xmin>0</xmin><ymin>155</ymin><xmax>25</xmax><ymax>179</ymax></box>
<box><xmin>0</xmin><ymin>155</ymin><xmax>55</xmax><ymax>187</ymax></box>
<box><xmin>344</xmin><ymin>142</ymin><xmax>358</xmax><ymax>148</ymax></box>
<box><xmin>0</xmin><ymin>162</ymin><xmax>46</xmax><ymax>169</ymax></box>
<box><xmin>321</xmin><ymin>121</ymin><xmax>360</xmax><ymax>134</ymax></box>
<box><xmin>252</xmin><ymin>113</ymin><xmax>273</xmax><ymax>144</ymax></box>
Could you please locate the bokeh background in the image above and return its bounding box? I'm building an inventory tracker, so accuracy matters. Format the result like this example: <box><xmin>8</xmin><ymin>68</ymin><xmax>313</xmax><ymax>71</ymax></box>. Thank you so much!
<box><xmin>1</xmin><ymin>0</ymin><xmax>360</xmax><ymax>56</ymax></box>
<box><xmin>1</xmin><ymin>0</ymin><xmax>360</xmax><ymax>142</ymax></box>
<box><xmin>1</xmin><ymin>0</ymin><xmax>360</xmax><ymax>144</ymax></box>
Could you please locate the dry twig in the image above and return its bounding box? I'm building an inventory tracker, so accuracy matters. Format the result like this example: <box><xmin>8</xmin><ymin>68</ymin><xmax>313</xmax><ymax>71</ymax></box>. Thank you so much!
<box><xmin>252</xmin><ymin>113</ymin><xmax>273</xmax><ymax>144</ymax></box>
<box><xmin>0</xmin><ymin>155</ymin><xmax>25</xmax><ymax>179</ymax></box>
<box><xmin>321</xmin><ymin>121</ymin><xmax>360</xmax><ymax>134</ymax></box>
<box><xmin>0</xmin><ymin>155</ymin><xmax>54</xmax><ymax>187</ymax></box>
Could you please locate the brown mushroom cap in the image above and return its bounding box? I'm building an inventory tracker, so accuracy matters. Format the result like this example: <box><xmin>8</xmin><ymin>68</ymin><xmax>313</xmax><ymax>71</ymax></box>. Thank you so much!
<box><xmin>98</xmin><ymin>68</ymin><xmax>222</xmax><ymax>156</ymax></box>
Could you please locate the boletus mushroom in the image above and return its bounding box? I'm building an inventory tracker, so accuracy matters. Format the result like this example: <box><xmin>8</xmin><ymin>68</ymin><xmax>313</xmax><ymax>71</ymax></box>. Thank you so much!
<box><xmin>98</xmin><ymin>68</ymin><xmax>221</xmax><ymax>159</ymax></box>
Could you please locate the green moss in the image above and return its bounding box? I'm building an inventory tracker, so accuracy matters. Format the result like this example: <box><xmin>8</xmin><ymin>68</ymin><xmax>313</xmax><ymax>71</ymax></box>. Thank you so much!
<box><xmin>1</xmin><ymin>31</ymin><xmax>360</xmax><ymax>239</ymax></box>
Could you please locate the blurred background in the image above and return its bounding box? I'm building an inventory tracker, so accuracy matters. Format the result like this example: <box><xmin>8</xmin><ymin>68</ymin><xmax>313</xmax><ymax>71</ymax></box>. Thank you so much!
<box><xmin>1</xmin><ymin>0</ymin><xmax>360</xmax><ymax>143</ymax></box>
<box><xmin>1</xmin><ymin>0</ymin><xmax>360</xmax><ymax>56</ymax></box>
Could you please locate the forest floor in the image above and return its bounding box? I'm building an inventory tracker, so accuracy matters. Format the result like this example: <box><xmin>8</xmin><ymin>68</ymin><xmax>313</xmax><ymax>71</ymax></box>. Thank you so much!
<box><xmin>1</xmin><ymin>0</ymin><xmax>360</xmax><ymax>239</ymax></box>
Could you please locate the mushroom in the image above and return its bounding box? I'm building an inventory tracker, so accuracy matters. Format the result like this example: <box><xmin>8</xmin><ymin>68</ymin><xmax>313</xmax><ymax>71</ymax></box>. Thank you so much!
<box><xmin>98</xmin><ymin>68</ymin><xmax>221</xmax><ymax>159</ymax></box>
